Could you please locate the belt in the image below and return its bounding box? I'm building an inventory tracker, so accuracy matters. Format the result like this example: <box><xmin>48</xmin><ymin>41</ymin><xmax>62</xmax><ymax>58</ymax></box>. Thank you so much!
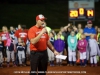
<box><xmin>31</xmin><ymin>50</ymin><xmax>47</xmax><ymax>53</ymax></box>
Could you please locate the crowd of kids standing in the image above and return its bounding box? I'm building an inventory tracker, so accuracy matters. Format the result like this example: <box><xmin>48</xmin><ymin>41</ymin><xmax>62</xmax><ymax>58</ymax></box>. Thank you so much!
<box><xmin>0</xmin><ymin>20</ymin><xmax>100</xmax><ymax>68</ymax></box>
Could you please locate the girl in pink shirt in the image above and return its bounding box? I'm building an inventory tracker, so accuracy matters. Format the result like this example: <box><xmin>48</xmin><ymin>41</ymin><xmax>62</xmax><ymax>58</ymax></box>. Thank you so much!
<box><xmin>77</xmin><ymin>34</ymin><xmax>87</xmax><ymax>67</ymax></box>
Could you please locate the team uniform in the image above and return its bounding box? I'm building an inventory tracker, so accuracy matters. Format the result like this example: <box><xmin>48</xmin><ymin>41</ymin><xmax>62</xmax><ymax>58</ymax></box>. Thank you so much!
<box><xmin>67</xmin><ymin>35</ymin><xmax>77</xmax><ymax>66</ymax></box>
<box><xmin>0</xmin><ymin>42</ymin><xmax>4</xmax><ymax>67</ymax></box>
<box><xmin>15</xmin><ymin>29</ymin><xmax>28</xmax><ymax>65</ymax></box>
<box><xmin>9</xmin><ymin>30</ymin><xmax>15</xmax><ymax>40</ymax></box>
<box><xmin>83</xmin><ymin>27</ymin><xmax>96</xmax><ymax>63</ymax></box>
<box><xmin>0</xmin><ymin>32</ymin><xmax>9</xmax><ymax>58</ymax></box>
<box><xmin>6</xmin><ymin>40</ymin><xmax>15</xmax><ymax>67</ymax></box>
<box><xmin>15</xmin><ymin>29</ymin><xmax>28</xmax><ymax>44</ymax></box>
<box><xmin>28</xmin><ymin>25</ymin><xmax>49</xmax><ymax>75</ymax></box>
<box><xmin>47</xmin><ymin>37</ymin><xmax>55</xmax><ymax>66</ymax></box>
<box><xmin>54</xmin><ymin>39</ymin><xmax>65</xmax><ymax>66</ymax></box>
<box><xmin>16</xmin><ymin>43</ymin><xmax>25</xmax><ymax>66</ymax></box>
<box><xmin>77</xmin><ymin>39</ymin><xmax>87</xmax><ymax>66</ymax></box>
<box><xmin>88</xmin><ymin>38</ymin><xmax>100</xmax><ymax>67</ymax></box>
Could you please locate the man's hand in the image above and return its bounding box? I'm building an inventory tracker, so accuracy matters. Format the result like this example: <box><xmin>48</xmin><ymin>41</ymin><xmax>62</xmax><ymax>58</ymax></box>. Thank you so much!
<box><xmin>47</xmin><ymin>41</ymin><xmax>59</xmax><ymax>55</ymax></box>
<box><xmin>54</xmin><ymin>50</ymin><xmax>59</xmax><ymax>55</ymax></box>
<box><xmin>41</xmin><ymin>28</ymin><xmax>47</xmax><ymax>34</ymax></box>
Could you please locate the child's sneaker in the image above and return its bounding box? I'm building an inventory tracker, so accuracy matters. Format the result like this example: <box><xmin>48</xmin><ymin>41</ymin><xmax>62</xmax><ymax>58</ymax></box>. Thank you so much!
<box><xmin>82</xmin><ymin>60</ymin><xmax>84</xmax><ymax>63</ymax></box>
<box><xmin>13</xmin><ymin>64</ymin><xmax>17</xmax><ymax>67</ymax></box>
<box><xmin>69</xmin><ymin>64</ymin><xmax>73</xmax><ymax>66</ymax></box>
<box><xmin>22</xmin><ymin>64</ymin><xmax>26</xmax><ymax>67</ymax></box>
<box><xmin>52</xmin><ymin>64</ymin><xmax>54</xmax><ymax>66</ymax></box>
<box><xmin>56</xmin><ymin>63</ymin><xmax>59</xmax><ymax>66</ymax></box>
<box><xmin>91</xmin><ymin>64</ymin><xmax>93</xmax><ymax>67</ymax></box>
<box><xmin>59</xmin><ymin>63</ymin><xmax>62</xmax><ymax>66</ymax></box>
<box><xmin>7</xmin><ymin>64</ymin><xmax>9</xmax><ymax>67</ymax></box>
<box><xmin>67</xmin><ymin>64</ymin><xmax>70</xmax><ymax>66</ymax></box>
<box><xmin>83</xmin><ymin>65</ymin><xmax>86</xmax><ymax>67</ymax></box>
<box><xmin>50</xmin><ymin>64</ymin><xmax>52</xmax><ymax>66</ymax></box>
<box><xmin>20</xmin><ymin>64</ymin><xmax>22</xmax><ymax>67</ymax></box>
<box><xmin>4</xmin><ymin>58</ymin><xmax>7</xmax><ymax>62</ymax></box>
<box><xmin>74</xmin><ymin>64</ymin><xmax>77</xmax><ymax>66</ymax></box>
<box><xmin>51</xmin><ymin>63</ymin><xmax>54</xmax><ymax>66</ymax></box>
<box><xmin>0</xmin><ymin>64</ymin><xmax>3</xmax><ymax>68</ymax></box>
<box><xmin>94</xmin><ymin>64</ymin><xmax>97</xmax><ymax>67</ymax></box>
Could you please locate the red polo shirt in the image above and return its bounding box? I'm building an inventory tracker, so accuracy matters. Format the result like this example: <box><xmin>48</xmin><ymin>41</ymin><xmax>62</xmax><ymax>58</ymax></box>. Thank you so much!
<box><xmin>28</xmin><ymin>25</ymin><xmax>49</xmax><ymax>51</ymax></box>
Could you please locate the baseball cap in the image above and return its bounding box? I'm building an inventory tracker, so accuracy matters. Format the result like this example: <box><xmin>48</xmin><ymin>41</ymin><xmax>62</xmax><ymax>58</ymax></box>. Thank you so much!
<box><xmin>87</xmin><ymin>20</ymin><xmax>92</xmax><ymax>24</ymax></box>
<box><xmin>36</xmin><ymin>14</ymin><xmax>46</xmax><ymax>21</ymax></box>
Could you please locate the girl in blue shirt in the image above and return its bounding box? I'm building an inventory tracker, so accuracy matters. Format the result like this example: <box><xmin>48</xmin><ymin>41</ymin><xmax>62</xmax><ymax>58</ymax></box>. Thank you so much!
<box><xmin>67</xmin><ymin>31</ymin><xmax>77</xmax><ymax>66</ymax></box>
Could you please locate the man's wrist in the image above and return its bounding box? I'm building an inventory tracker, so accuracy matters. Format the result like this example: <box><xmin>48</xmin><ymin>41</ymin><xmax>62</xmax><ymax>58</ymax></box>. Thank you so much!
<box><xmin>51</xmin><ymin>47</ymin><xmax>55</xmax><ymax>53</ymax></box>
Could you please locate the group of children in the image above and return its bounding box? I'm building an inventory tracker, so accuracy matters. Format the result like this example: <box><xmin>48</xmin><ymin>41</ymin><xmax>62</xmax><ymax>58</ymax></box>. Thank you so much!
<box><xmin>0</xmin><ymin>23</ymin><xmax>100</xmax><ymax>68</ymax></box>
<box><xmin>47</xmin><ymin>25</ymin><xmax>100</xmax><ymax>67</ymax></box>
<box><xmin>0</xmin><ymin>25</ymin><xmax>29</xmax><ymax>68</ymax></box>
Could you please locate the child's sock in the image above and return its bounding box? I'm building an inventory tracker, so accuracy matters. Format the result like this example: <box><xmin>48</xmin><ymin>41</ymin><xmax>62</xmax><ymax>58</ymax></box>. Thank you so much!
<box><xmin>52</xmin><ymin>61</ymin><xmax>54</xmax><ymax>66</ymax></box>
<box><xmin>59</xmin><ymin>62</ymin><xmax>62</xmax><ymax>66</ymax></box>
<box><xmin>50</xmin><ymin>61</ymin><xmax>52</xmax><ymax>66</ymax></box>
<box><xmin>83</xmin><ymin>59</ymin><xmax>86</xmax><ymax>66</ymax></box>
<box><xmin>0</xmin><ymin>63</ymin><xmax>2</xmax><ymax>67</ymax></box>
<box><xmin>84</xmin><ymin>59</ymin><xmax>87</xmax><ymax>65</ymax></box>
<box><xmin>22</xmin><ymin>58</ymin><xmax>25</xmax><ymax>64</ymax></box>
<box><xmin>0</xmin><ymin>63</ymin><xmax>2</xmax><ymax>66</ymax></box>
<box><xmin>73</xmin><ymin>61</ymin><xmax>76</xmax><ymax>66</ymax></box>
<box><xmin>49</xmin><ymin>61</ymin><xmax>51</xmax><ymax>64</ymax></box>
<box><xmin>13</xmin><ymin>61</ymin><xmax>15</xmax><ymax>65</ymax></box>
<box><xmin>7</xmin><ymin>62</ymin><xmax>9</xmax><ymax>67</ymax></box>
<box><xmin>80</xmin><ymin>60</ymin><xmax>83</xmax><ymax>66</ymax></box>
<box><xmin>56</xmin><ymin>62</ymin><xmax>59</xmax><ymax>66</ymax></box>
<box><xmin>91</xmin><ymin>63</ymin><xmax>93</xmax><ymax>67</ymax></box>
<box><xmin>94</xmin><ymin>63</ymin><xmax>97</xmax><ymax>67</ymax></box>
<box><xmin>7</xmin><ymin>62</ymin><xmax>9</xmax><ymax>65</ymax></box>
<box><xmin>69</xmin><ymin>61</ymin><xmax>72</xmax><ymax>65</ymax></box>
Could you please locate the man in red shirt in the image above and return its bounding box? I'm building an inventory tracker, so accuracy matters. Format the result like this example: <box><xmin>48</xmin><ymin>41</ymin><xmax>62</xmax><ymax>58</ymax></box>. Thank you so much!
<box><xmin>28</xmin><ymin>14</ymin><xmax>59</xmax><ymax>75</ymax></box>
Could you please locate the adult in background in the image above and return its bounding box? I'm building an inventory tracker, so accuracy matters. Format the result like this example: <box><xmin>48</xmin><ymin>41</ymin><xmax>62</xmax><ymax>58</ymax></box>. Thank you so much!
<box><xmin>84</xmin><ymin>20</ymin><xmax>96</xmax><ymax>41</ymax></box>
<box><xmin>28</xmin><ymin>14</ymin><xmax>59</xmax><ymax>75</ymax></box>
<box><xmin>60</xmin><ymin>24</ymin><xmax>71</xmax><ymax>65</ymax></box>
<box><xmin>77</xmin><ymin>23</ymin><xmax>82</xmax><ymax>31</ymax></box>
<box><xmin>83</xmin><ymin>20</ymin><xmax>96</xmax><ymax>62</ymax></box>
